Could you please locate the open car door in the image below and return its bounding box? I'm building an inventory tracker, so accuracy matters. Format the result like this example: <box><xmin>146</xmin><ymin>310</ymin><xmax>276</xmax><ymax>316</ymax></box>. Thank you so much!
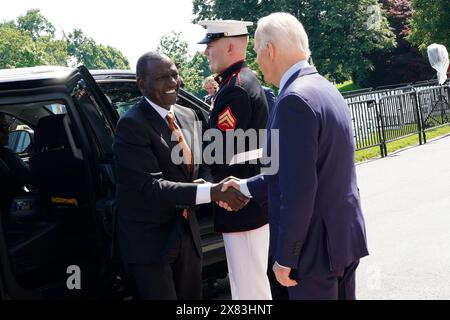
<box><xmin>0</xmin><ymin>66</ymin><xmax>121</xmax><ymax>299</ymax></box>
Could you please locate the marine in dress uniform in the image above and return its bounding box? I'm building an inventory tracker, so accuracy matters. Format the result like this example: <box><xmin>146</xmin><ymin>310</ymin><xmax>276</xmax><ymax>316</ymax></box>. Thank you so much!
<box><xmin>198</xmin><ymin>20</ymin><xmax>272</xmax><ymax>300</ymax></box>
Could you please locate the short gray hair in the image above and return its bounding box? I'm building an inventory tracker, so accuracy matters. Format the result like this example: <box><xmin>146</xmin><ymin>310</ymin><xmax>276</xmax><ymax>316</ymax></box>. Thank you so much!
<box><xmin>256</xmin><ymin>12</ymin><xmax>311</xmax><ymax>59</ymax></box>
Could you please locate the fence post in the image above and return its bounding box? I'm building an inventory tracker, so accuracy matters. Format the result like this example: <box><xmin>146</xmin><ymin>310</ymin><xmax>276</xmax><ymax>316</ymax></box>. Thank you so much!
<box><xmin>411</xmin><ymin>89</ymin><xmax>425</xmax><ymax>145</ymax></box>
<box><xmin>376</xmin><ymin>99</ymin><xmax>387</xmax><ymax>157</ymax></box>
<box><xmin>442</xmin><ymin>82</ymin><xmax>450</xmax><ymax>125</ymax></box>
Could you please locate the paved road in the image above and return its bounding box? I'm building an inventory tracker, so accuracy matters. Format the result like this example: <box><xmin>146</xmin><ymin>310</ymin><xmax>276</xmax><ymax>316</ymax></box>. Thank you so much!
<box><xmin>212</xmin><ymin>134</ymin><xmax>450</xmax><ymax>300</ymax></box>
<box><xmin>355</xmin><ymin>134</ymin><xmax>450</xmax><ymax>299</ymax></box>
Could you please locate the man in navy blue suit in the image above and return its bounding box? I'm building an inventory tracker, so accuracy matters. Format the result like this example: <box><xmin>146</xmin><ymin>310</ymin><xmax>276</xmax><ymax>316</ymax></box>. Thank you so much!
<box><xmin>220</xmin><ymin>12</ymin><xmax>369</xmax><ymax>300</ymax></box>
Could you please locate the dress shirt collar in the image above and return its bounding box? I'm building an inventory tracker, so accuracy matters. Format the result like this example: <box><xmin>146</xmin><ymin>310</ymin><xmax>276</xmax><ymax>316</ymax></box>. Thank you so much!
<box><xmin>144</xmin><ymin>96</ymin><xmax>173</xmax><ymax>119</ymax></box>
<box><xmin>279</xmin><ymin>59</ymin><xmax>309</xmax><ymax>92</ymax></box>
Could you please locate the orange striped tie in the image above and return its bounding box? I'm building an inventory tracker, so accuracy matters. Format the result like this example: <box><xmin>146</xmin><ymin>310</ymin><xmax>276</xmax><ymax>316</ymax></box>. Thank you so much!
<box><xmin>167</xmin><ymin>111</ymin><xmax>192</xmax><ymax>219</ymax></box>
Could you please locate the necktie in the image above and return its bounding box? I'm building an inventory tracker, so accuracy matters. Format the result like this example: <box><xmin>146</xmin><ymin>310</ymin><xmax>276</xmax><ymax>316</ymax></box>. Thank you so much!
<box><xmin>166</xmin><ymin>111</ymin><xmax>193</xmax><ymax>219</ymax></box>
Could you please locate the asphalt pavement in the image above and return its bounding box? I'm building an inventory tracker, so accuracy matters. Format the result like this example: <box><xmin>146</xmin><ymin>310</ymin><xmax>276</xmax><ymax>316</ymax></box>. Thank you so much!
<box><xmin>355</xmin><ymin>134</ymin><xmax>450</xmax><ymax>299</ymax></box>
<box><xmin>210</xmin><ymin>134</ymin><xmax>450</xmax><ymax>300</ymax></box>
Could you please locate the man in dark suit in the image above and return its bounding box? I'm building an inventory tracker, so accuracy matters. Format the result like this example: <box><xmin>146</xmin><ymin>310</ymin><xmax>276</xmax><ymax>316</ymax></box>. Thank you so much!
<box><xmin>113</xmin><ymin>52</ymin><xmax>248</xmax><ymax>300</ymax></box>
<box><xmin>221</xmin><ymin>13</ymin><xmax>369</xmax><ymax>300</ymax></box>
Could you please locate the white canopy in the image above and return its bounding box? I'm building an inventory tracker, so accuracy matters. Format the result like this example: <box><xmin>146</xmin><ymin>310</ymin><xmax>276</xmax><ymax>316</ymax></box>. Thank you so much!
<box><xmin>427</xmin><ymin>43</ymin><xmax>449</xmax><ymax>85</ymax></box>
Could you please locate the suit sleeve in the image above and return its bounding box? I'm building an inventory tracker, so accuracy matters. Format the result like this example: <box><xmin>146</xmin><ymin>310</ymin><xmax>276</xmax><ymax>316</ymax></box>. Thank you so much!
<box><xmin>246</xmin><ymin>174</ymin><xmax>268</xmax><ymax>206</ymax></box>
<box><xmin>113</xmin><ymin>115</ymin><xmax>197</xmax><ymax>207</ymax></box>
<box><xmin>274</xmin><ymin>94</ymin><xmax>319</xmax><ymax>268</ymax></box>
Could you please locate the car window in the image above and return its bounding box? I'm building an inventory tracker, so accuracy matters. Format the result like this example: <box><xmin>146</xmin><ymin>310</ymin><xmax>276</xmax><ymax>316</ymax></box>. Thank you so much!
<box><xmin>96</xmin><ymin>81</ymin><xmax>141</xmax><ymax>118</ymax></box>
<box><xmin>44</xmin><ymin>103</ymin><xmax>67</xmax><ymax>115</ymax></box>
<box><xmin>96</xmin><ymin>80</ymin><xmax>210</xmax><ymax>124</ymax></box>
<box><xmin>71</xmin><ymin>81</ymin><xmax>115</xmax><ymax>157</ymax></box>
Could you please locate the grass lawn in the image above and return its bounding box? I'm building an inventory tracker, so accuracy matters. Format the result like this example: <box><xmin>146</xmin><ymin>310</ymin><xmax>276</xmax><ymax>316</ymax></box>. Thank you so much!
<box><xmin>336</xmin><ymin>80</ymin><xmax>361</xmax><ymax>93</ymax></box>
<box><xmin>355</xmin><ymin>125</ymin><xmax>450</xmax><ymax>162</ymax></box>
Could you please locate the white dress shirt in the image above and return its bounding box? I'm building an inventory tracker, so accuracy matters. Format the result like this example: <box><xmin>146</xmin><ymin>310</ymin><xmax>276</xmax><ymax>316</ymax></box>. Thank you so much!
<box><xmin>279</xmin><ymin>59</ymin><xmax>309</xmax><ymax>92</ymax></box>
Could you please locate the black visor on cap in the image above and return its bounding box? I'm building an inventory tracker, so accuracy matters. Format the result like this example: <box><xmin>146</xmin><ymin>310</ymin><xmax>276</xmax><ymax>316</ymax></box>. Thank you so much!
<box><xmin>198</xmin><ymin>33</ymin><xmax>225</xmax><ymax>44</ymax></box>
<box><xmin>197</xmin><ymin>32</ymin><xmax>249</xmax><ymax>44</ymax></box>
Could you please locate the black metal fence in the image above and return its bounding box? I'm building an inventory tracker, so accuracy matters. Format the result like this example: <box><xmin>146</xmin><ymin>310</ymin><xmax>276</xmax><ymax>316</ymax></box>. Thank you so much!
<box><xmin>345</xmin><ymin>81</ymin><xmax>450</xmax><ymax>157</ymax></box>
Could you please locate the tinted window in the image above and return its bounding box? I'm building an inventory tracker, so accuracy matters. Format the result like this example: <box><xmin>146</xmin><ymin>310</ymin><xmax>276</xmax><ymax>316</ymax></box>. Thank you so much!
<box><xmin>97</xmin><ymin>81</ymin><xmax>141</xmax><ymax>117</ymax></box>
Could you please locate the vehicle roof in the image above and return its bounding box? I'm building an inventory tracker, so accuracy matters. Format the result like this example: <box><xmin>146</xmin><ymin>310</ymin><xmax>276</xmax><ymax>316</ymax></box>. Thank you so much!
<box><xmin>0</xmin><ymin>66</ymin><xmax>135</xmax><ymax>83</ymax></box>
<box><xmin>0</xmin><ymin>66</ymin><xmax>73</xmax><ymax>83</ymax></box>
<box><xmin>90</xmin><ymin>69</ymin><xmax>136</xmax><ymax>79</ymax></box>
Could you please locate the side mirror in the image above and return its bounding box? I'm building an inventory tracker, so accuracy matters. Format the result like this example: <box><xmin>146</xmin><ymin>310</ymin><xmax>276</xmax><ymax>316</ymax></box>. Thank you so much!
<box><xmin>8</xmin><ymin>130</ymin><xmax>33</xmax><ymax>154</ymax></box>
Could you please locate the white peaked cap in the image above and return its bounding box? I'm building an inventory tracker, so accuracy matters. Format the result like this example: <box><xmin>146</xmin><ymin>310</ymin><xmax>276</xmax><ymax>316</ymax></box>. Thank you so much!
<box><xmin>197</xmin><ymin>20</ymin><xmax>253</xmax><ymax>44</ymax></box>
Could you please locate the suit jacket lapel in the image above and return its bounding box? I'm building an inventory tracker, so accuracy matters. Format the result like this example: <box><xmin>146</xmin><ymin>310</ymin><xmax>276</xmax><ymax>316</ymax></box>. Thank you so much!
<box><xmin>138</xmin><ymin>98</ymin><xmax>176</xmax><ymax>149</ymax></box>
<box><xmin>138</xmin><ymin>99</ymin><xmax>193</xmax><ymax>180</ymax></box>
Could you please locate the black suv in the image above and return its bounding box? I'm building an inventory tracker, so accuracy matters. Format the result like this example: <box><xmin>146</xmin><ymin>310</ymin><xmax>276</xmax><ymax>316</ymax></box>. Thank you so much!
<box><xmin>0</xmin><ymin>66</ymin><xmax>227</xmax><ymax>299</ymax></box>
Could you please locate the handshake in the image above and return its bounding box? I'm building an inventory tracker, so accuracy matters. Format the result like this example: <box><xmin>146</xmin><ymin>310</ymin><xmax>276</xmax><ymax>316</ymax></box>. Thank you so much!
<box><xmin>195</xmin><ymin>177</ymin><xmax>249</xmax><ymax>212</ymax></box>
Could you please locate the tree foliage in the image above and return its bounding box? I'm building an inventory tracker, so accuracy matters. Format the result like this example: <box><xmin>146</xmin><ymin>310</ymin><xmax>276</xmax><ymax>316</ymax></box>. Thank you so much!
<box><xmin>0</xmin><ymin>9</ymin><xmax>129</xmax><ymax>70</ymax></box>
<box><xmin>157</xmin><ymin>31</ymin><xmax>190</xmax><ymax>68</ymax></box>
<box><xmin>17</xmin><ymin>8</ymin><xmax>55</xmax><ymax>41</ymax></box>
<box><xmin>364</xmin><ymin>0</ymin><xmax>434</xmax><ymax>87</ymax></box>
<box><xmin>192</xmin><ymin>0</ymin><xmax>396</xmax><ymax>84</ymax></box>
<box><xmin>67</xmin><ymin>29</ymin><xmax>129</xmax><ymax>69</ymax></box>
<box><xmin>157</xmin><ymin>31</ymin><xmax>211</xmax><ymax>97</ymax></box>
<box><xmin>408</xmin><ymin>0</ymin><xmax>450</xmax><ymax>54</ymax></box>
<box><xmin>0</xmin><ymin>23</ymin><xmax>41</xmax><ymax>68</ymax></box>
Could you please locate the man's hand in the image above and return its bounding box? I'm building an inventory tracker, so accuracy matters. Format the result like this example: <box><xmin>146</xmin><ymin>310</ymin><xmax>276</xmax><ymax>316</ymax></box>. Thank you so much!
<box><xmin>211</xmin><ymin>182</ymin><xmax>249</xmax><ymax>211</ymax></box>
<box><xmin>273</xmin><ymin>262</ymin><xmax>298</xmax><ymax>287</ymax></box>
<box><xmin>218</xmin><ymin>176</ymin><xmax>240</xmax><ymax>184</ymax></box>
<box><xmin>217</xmin><ymin>178</ymin><xmax>242</xmax><ymax>211</ymax></box>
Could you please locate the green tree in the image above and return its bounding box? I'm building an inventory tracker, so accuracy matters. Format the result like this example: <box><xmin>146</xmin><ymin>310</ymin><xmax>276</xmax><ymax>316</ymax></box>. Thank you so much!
<box><xmin>157</xmin><ymin>31</ymin><xmax>190</xmax><ymax>68</ymax></box>
<box><xmin>193</xmin><ymin>0</ymin><xmax>396</xmax><ymax>84</ymax></box>
<box><xmin>364</xmin><ymin>0</ymin><xmax>434</xmax><ymax>87</ymax></box>
<box><xmin>17</xmin><ymin>9</ymin><xmax>55</xmax><ymax>41</ymax></box>
<box><xmin>0</xmin><ymin>10</ymin><xmax>67</xmax><ymax>67</ymax></box>
<box><xmin>157</xmin><ymin>31</ymin><xmax>211</xmax><ymax>97</ymax></box>
<box><xmin>408</xmin><ymin>0</ymin><xmax>450</xmax><ymax>53</ymax></box>
<box><xmin>0</xmin><ymin>23</ymin><xmax>40</xmax><ymax>68</ymax></box>
<box><xmin>67</xmin><ymin>29</ymin><xmax>129</xmax><ymax>69</ymax></box>
<box><xmin>0</xmin><ymin>9</ymin><xmax>129</xmax><ymax>70</ymax></box>
<box><xmin>185</xmin><ymin>52</ymin><xmax>211</xmax><ymax>97</ymax></box>
<box><xmin>36</xmin><ymin>37</ymin><xmax>69</xmax><ymax>66</ymax></box>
